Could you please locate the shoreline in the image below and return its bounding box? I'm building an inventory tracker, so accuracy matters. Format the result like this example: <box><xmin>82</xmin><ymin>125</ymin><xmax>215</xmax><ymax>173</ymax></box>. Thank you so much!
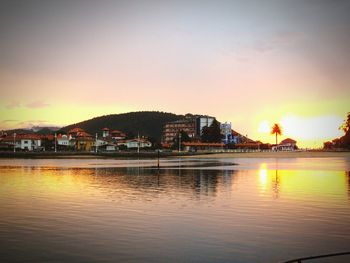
<box><xmin>0</xmin><ymin>151</ymin><xmax>210</xmax><ymax>159</ymax></box>
<box><xmin>179</xmin><ymin>151</ymin><xmax>350</xmax><ymax>159</ymax></box>
<box><xmin>0</xmin><ymin>150</ymin><xmax>349</xmax><ymax>159</ymax></box>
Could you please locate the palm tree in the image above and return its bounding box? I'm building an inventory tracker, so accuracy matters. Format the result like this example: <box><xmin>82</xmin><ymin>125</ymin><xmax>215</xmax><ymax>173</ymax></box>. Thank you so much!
<box><xmin>271</xmin><ymin>123</ymin><xmax>282</xmax><ymax>145</ymax></box>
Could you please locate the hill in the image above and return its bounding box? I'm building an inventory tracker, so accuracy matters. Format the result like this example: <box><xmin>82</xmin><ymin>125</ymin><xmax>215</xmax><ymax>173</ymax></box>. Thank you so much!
<box><xmin>62</xmin><ymin>111</ymin><xmax>184</xmax><ymax>141</ymax></box>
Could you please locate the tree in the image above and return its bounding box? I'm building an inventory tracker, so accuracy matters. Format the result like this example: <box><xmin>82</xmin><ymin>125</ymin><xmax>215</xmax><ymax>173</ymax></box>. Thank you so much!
<box><xmin>271</xmin><ymin>123</ymin><xmax>282</xmax><ymax>145</ymax></box>
<box><xmin>171</xmin><ymin>130</ymin><xmax>191</xmax><ymax>150</ymax></box>
<box><xmin>339</xmin><ymin>112</ymin><xmax>350</xmax><ymax>133</ymax></box>
<box><xmin>201</xmin><ymin>119</ymin><xmax>222</xmax><ymax>143</ymax></box>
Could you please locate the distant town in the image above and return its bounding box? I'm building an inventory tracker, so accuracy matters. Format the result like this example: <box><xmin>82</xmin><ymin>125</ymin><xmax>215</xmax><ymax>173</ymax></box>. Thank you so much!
<box><xmin>0</xmin><ymin>113</ymin><xmax>300</xmax><ymax>153</ymax></box>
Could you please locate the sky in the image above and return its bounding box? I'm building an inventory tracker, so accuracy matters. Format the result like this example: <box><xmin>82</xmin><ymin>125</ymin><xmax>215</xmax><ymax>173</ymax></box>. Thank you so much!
<box><xmin>0</xmin><ymin>0</ymin><xmax>349</xmax><ymax>148</ymax></box>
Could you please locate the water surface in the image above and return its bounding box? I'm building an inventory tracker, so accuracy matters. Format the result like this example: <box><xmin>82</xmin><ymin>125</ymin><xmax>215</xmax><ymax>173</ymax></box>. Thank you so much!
<box><xmin>1</xmin><ymin>157</ymin><xmax>350</xmax><ymax>262</ymax></box>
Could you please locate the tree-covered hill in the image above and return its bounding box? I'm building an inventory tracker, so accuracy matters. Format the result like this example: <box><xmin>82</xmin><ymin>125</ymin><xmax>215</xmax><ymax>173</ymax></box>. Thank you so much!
<box><xmin>62</xmin><ymin>111</ymin><xmax>184</xmax><ymax>141</ymax></box>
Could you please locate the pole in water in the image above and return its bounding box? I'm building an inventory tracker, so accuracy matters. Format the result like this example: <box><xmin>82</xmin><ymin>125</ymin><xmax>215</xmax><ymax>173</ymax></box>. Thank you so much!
<box><xmin>157</xmin><ymin>149</ymin><xmax>160</xmax><ymax>169</ymax></box>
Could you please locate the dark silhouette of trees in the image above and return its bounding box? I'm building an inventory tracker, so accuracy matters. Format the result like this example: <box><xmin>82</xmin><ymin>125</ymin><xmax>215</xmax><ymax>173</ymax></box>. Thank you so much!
<box><xmin>324</xmin><ymin>112</ymin><xmax>350</xmax><ymax>149</ymax></box>
<box><xmin>340</xmin><ymin>112</ymin><xmax>350</xmax><ymax>133</ymax></box>
<box><xmin>62</xmin><ymin>111</ymin><xmax>184</xmax><ymax>143</ymax></box>
<box><xmin>171</xmin><ymin>130</ymin><xmax>191</xmax><ymax>150</ymax></box>
<box><xmin>271</xmin><ymin>123</ymin><xmax>282</xmax><ymax>145</ymax></box>
<box><xmin>201</xmin><ymin>119</ymin><xmax>222</xmax><ymax>143</ymax></box>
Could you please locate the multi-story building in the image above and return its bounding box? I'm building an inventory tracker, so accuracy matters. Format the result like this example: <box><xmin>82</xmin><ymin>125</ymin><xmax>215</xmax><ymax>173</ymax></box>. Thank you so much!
<box><xmin>162</xmin><ymin>115</ymin><xmax>215</xmax><ymax>144</ymax></box>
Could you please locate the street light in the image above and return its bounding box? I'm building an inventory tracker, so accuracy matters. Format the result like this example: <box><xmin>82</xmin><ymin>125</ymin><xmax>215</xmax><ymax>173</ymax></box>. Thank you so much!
<box><xmin>13</xmin><ymin>133</ymin><xmax>16</xmax><ymax>153</ymax></box>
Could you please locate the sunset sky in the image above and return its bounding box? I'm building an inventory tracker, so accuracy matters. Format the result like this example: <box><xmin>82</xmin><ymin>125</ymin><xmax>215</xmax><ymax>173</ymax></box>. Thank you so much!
<box><xmin>1</xmin><ymin>0</ymin><xmax>349</xmax><ymax>148</ymax></box>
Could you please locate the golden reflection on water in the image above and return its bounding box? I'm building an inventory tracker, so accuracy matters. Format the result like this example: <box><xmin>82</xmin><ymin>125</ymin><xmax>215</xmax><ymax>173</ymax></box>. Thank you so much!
<box><xmin>258</xmin><ymin>164</ymin><xmax>348</xmax><ymax>201</ymax></box>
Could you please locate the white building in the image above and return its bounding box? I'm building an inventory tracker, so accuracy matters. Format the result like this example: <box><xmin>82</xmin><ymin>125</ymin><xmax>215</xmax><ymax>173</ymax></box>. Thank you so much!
<box><xmin>220</xmin><ymin>122</ymin><xmax>232</xmax><ymax>144</ymax></box>
<box><xmin>126</xmin><ymin>138</ymin><xmax>152</xmax><ymax>149</ymax></box>
<box><xmin>57</xmin><ymin>134</ymin><xmax>69</xmax><ymax>146</ymax></box>
<box><xmin>2</xmin><ymin>134</ymin><xmax>42</xmax><ymax>151</ymax></box>
<box><xmin>102</xmin><ymin>128</ymin><xmax>110</xmax><ymax>138</ymax></box>
<box><xmin>272</xmin><ymin>138</ymin><xmax>297</xmax><ymax>151</ymax></box>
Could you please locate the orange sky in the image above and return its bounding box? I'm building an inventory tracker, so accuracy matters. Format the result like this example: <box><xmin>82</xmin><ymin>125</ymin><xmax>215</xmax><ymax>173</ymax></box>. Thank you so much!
<box><xmin>0</xmin><ymin>1</ymin><xmax>349</xmax><ymax>148</ymax></box>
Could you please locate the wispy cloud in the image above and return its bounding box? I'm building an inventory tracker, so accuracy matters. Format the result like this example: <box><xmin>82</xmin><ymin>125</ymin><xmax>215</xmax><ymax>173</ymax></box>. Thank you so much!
<box><xmin>25</xmin><ymin>100</ymin><xmax>50</xmax><ymax>109</ymax></box>
<box><xmin>17</xmin><ymin>120</ymin><xmax>48</xmax><ymax>129</ymax></box>
<box><xmin>1</xmin><ymin>119</ymin><xmax>18</xmax><ymax>123</ymax></box>
<box><xmin>5</xmin><ymin>101</ymin><xmax>21</xmax><ymax>109</ymax></box>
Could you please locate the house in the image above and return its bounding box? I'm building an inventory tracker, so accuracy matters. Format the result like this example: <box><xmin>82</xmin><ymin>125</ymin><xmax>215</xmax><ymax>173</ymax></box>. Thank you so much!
<box><xmin>272</xmin><ymin>138</ymin><xmax>297</xmax><ymax>151</ymax></box>
<box><xmin>1</xmin><ymin>134</ymin><xmax>42</xmax><ymax>151</ymax></box>
<box><xmin>75</xmin><ymin>131</ymin><xmax>94</xmax><ymax>151</ymax></box>
<box><xmin>68</xmin><ymin>127</ymin><xmax>84</xmax><ymax>139</ymax></box>
<box><xmin>110</xmin><ymin>130</ymin><xmax>126</xmax><ymax>140</ymax></box>
<box><xmin>102</xmin><ymin>128</ymin><xmax>110</xmax><ymax>138</ymax></box>
<box><xmin>125</xmin><ymin>138</ymin><xmax>152</xmax><ymax>149</ymax></box>
<box><xmin>57</xmin><ymin>134</ymin><xmax>70</xmax><ymax>147</ymax></box>
<box><xmin>99</xmin><ymin>143</ymin><xmax>117</xmax><ymax>151</ymax></box>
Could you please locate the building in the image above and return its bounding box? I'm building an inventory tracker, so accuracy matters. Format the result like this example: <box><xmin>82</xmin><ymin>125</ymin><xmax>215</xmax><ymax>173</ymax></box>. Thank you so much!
<box><xmin>102</xmin><ymin>128</ymin><xmax>110</xmax><ymax>138</ymax></box>
<box><xmin>1</xmin><ymin>134</ymin><xmax>42</xmax><ymax>151</ymax></box>
<box><xmin>220</xmin><ymin>122</ymin><xmax>232</xmax><ymax>144</ymax></box>
<box><xmin>70</xmin><ymin>129</ymin><xmax>94</xmax><ymax>151</ymax></box>
<box><xmin>57</xmin><ymin>134</ymin><xmax>70</xmax><ymax>147</ymax></box>
<box><xmin>272</xmin><ymin>138</ymin><xmax>297</xmax><ymax>151</ymax></box>
<box><xmin>196</xmin><ymin>116</ymin><xmax>214</xmax><ymax>136</ymax></box>
<box><xmin>125</xmin><ymin>138</ymin><xmax>152</xmax><ymax>149</ymax></box>
<box><xmin>68</xmin><ymin>127</ymin><xmax>84</xmax><ymax>139</ymax></box>
<box><xmin>110</xmin><ymin>130</ymin><xmax>126</xmax><ymax>140</ymax></box>
<box><xmin>163</xmin><ymin>114</ymin><xmax>215</xmax><ymax>144</ymax></box>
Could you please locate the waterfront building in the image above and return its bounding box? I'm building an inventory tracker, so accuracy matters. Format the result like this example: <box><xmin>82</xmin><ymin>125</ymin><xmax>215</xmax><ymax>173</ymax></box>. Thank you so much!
<box><xmin>162</xmin><ymin>114</ymin><xmax>215</xmax><ymax>144</ymax></box>
<box><xmin>220</xmin><ymin>122</ymin><xmax>232</xmax><ymax>144</ymax></box>
<box><xmin>57</xmin><ymin>134</ymin><xmax>69</xmax><ymax>147</ymax></box>
<box><xmin>272</xmin><ymin>138</ymin><xmax>297</xmax><ymax>151</ymax></box>
<box><xmin>1</xmin><ymin>134</ymin><xmax>42</xmax><ymax>151</ymax></box>
<box><xmin>125</xmin><ymin>138</ymin><xmax>152</xmax><ymax>149</ymax></box>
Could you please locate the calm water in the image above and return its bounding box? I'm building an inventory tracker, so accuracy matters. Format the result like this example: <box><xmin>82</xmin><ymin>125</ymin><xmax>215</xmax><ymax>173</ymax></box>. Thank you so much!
<box><xmin>1</xmin><ymin>157</ymin><xmax>350</xmax><ymax>263</ymax></box>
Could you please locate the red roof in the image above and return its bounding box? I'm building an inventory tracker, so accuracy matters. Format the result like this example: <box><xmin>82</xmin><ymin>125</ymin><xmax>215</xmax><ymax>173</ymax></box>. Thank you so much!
<box><xmin>46</xmin><ymin>134</ymin><xmax>54</xmax><ymax>141</ymax></box>
<box><xmin>281</xmin><ymin>138</ymin><xmax>297</xmax><ymax>144</ymax></box>
<box><xmin>2</xmin><ymin>134</ymin><xmax>42</xmax><ymax>142</ymax></box>
<box><xmin>102</xmin><ymin>128</ymin><xmax>110</xmax><ymax>131</ymax></box>
<box><xmin>76</xmin><ymin>131</ymin><xmax>92</xmax><ymax>138</ymax></box>
<box><xmin>68</xmin><ymin>127</ymin><xmax>84</xmax><ymax>134</ymax></box>
<box><xmin>111</xmin><ymin>130</ymin><xmax>126</xmax><ymax>137</ymax></box>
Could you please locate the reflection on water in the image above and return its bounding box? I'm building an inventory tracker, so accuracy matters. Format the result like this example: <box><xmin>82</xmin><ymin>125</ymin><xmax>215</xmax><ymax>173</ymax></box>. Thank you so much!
<box><xmin>0</xmin><ymin>158</ymin><xmax>350</xmax><ymax>263</ymax></box>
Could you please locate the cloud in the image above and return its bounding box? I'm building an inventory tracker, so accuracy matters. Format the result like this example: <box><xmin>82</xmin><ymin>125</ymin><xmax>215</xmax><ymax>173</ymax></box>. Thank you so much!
<box><xmin>4</xmin><ymin>100</ymin><xmax>50</xmax><ymax>109</ymax></box>
<box><xmin>1</xmin><ymin>119</ymin><xmax>18</xmax><ymax>123</ymax></box>
<box><xmin>5</xmin><ymin>101</ymin><xmax>21</xmax><ymax>109</ymax></box>
<box><xmin>17</xmin><ymin>120</ymin><xmax>48</xmax><ymax>129</ymax></box>
<box><xmin>25</xmin><ymin>100</ymin><xmax>50</xmax><ymax>109</ymax></box>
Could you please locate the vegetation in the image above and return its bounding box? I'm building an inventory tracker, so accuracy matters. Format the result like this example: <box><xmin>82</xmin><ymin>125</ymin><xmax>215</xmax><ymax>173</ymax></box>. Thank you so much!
<box><xmin>324</xmin><ymin>112</ymin><xmax>350</xmax><ymax>150</ymax></box>
<box><xmin>271</xmin><ymin>123</ymin><xmax>282</xmax><ymax>145</ymax></box>
<box><xmin>339</xmin><ymin>112</ymin><xmax>350</xmax><ymax>133</ymax></box>
<box><xmin>201</xmin><ymin>119</ymin><xmax>222</xmax><ymax>143</ymax></box>
<box><xmin>62</xmin><ymin>111</ymin><xmax>184</xmax><ymax>142</ymax></box>
<box><xmin>171</xmin><ymin>130</ymin><xmax>191</xmax><ymax>150</ymax></box>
